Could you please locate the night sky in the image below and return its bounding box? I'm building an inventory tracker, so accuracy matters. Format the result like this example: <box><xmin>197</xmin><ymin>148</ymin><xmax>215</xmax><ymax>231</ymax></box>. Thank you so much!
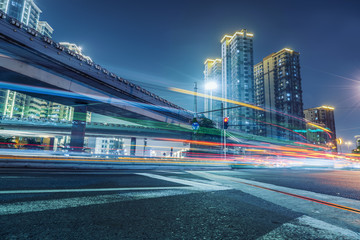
<box><xmin>37</xmin><ymin>0</ymin><xmax>360</xmax><ymax>148</ymax></box>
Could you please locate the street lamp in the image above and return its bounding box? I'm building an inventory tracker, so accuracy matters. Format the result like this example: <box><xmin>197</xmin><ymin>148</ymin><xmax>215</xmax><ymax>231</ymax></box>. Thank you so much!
<box><xmin>205</xmin><ymin>81</ymin><xmax>217</xmax><ymax>119</ymax></box>
<box><xmin>345</xmin><ymin>141</ymin><xmax>353</xmax><ymax>152</ymax></box>
<box><xmin>205</xmin><ymin>81</ymin><xmax>217</xmax><ymax>91</ymax></box>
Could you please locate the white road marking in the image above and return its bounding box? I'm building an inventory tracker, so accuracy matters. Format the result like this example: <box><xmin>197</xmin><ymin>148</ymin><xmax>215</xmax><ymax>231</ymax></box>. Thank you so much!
<box><xmin>189</xmin><ymin>171</ymin><xmax>360</xmax><ymax>210</ymax></box>
<box><xmin>138</xmin><ymin>173</ymin><xmax>231</xmax><ymax>191</ymax></box>
<box><xmin>258</xmin><ymin>215</ymin><xmax>360</xmax><ymax>239</ymax></box>
<box><xmin>189</xmin><ymin>171</ymin><xmax>360</xmax><ymax>233</ymax></box>
<box><xmin>0</xmin><ymin>172</ymin><xmax>230</xmax><ymax>216</ymax></box>
<box><xmin>0</xmin><ymin>189</ymin><xmax>197</xmax><ymax>215</ymax></box>
<box><xmin>0</xmin><ymin>186</ymin><xmax>193</xmax><ymax>195</ymax></box>
<box><xmin>0</xmin><ymin>176</ymin><xmax>35</xmax><ymax>179</ymax></box>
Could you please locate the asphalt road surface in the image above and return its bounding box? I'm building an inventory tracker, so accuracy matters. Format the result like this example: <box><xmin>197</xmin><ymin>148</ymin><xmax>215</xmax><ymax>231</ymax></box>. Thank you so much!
<box><xmin>0</xmin><ymin>168</ymin><xmax>359</xmax><ymax>239</ymax></box>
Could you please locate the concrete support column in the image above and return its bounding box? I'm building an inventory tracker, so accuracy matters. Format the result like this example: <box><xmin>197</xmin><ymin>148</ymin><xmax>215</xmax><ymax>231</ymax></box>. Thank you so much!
<box><xmin>70</xmin><ymin>105</ymin><xmax>87</xmax><ymax>151</ymax></box>
<box><xmin>53</xmin><ymin>137</ymin><xmax>59</xmax><ymax>151</ymax></box>
<box><xmin>130</xmin><ymin>137</ymin><xmax>136</xmax><ymax>156</ymax></box>
<box><xmin>49</xmin><ymin>137</ymin><xmax>55</xmax><ymax>151</ymax></box>
<box><xmin>143</xmin><ymin>138</ymin><xmax>147</xmax><ymax>156</ymax></box>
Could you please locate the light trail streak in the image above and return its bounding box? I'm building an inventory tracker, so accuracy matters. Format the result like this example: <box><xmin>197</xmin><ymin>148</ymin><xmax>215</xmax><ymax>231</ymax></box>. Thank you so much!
<box><xmin>294</xmin><ymin>142</ymin><xmax>330</xmax><ymax>150</ymax></box>
<box><xmin>169</xmin><ymin>87</ymin><xmax>265</xmax><ymax>111</ymax></box>
<box><xmin>251</xmin><ymin>117</ymin><xmax>307</xmax><ymax>140</ymax></box>
<box><xmin>155</xmin><ymin>137</ymin><xmax>350</xmax><ymax>163</ymax></box>
<box><xmin>0</xmin><ymin>155</ymin><xmax>243</xmax><ymax>166</ymax></box>
<box><xmin>169</xmin><ymin>87</ymin><xmax>332</xmax><ymax>134</ymax></box>
<box><xmin>306</xmin><ymin>122</ymin><xmax>332</xmax><ymax>134</ymax></box>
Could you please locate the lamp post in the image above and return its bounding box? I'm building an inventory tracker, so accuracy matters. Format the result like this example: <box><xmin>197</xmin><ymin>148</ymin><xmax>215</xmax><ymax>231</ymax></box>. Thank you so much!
<box><xmin>194</xmin><ymin>82</ymin><xmax>198</xmax><ymax>117</ymax></box>
<box><xmin>345</xmin><ymin>141</ymin><xmax>353</xmax><ymax>152</ymax></box>
<box><xmin>205</xmin><ymin>81</ymin><xmax>217</xmax><ymax>120</ymax></box>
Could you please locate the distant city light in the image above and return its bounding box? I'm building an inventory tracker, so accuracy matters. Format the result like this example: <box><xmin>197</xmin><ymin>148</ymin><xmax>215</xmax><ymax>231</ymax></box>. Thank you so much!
<box><xmin>321</xmin><ymin>105</ymin><xmax>335</xmax><ymax>110</ymax></box>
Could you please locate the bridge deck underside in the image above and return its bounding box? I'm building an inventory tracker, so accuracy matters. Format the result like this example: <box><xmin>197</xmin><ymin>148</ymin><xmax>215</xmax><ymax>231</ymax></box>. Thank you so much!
<box><xmin>0</xmin><ymin>38</ymin><xmax>190</xmax><ymax>126</ymax></box>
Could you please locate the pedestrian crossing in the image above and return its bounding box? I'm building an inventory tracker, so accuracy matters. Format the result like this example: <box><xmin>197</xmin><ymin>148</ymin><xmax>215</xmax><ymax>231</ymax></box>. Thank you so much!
<box><xmin>0</xmin><ymin>170</ymin><xmax>359</xmax><ymax>239</ymax></box>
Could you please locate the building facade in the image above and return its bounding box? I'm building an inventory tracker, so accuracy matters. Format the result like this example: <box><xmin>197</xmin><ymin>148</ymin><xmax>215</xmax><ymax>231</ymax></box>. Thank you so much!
<box><xmin>304</xmin><ymin>106</ymin><xmax>337</xmax><ymax>149</ymax></box>
<box><xmin>254</xmin><ymin>48</ymin><xmax>304</xmax><ymax>140</ymax></box>
<box><xmin>87</xmin><ymin>137</ymin><xmax>124</xmax><ymax>155</ymax></box>
<box><xmin>37</xmin><ymin>21</ymin><xmax>53</xmax><ymax>38</ymax></box>
<box><xmin>0</xmin><ymin>0</ymin><xmax>41</xmax><ymax>28</ymax></box>
<box><xmin>0</xmin><ymin>0</ymin><xmax>53</xmax><ymax>38</ymax></box>
<box><xmin>221</xmin><ymin>30</ymin><xmax>255</xmax><ymax>133</ymax></box>
<box><xmin>0</xmin><ymin>1</ymin><xmax>81</xmax><ymax>123</ymax></box>
<box><xmin>0</xmin><ymin>90</ymin><xmax>26</xmax><ymax>118</ymax></box>
<box><xmin>0</xmin><ymin>89</ymin><xmax>93</xmax><ymax>122</ymax></box>
<box><xmin>59</xmin><ymin>42</ymin><xmax>92</xmax><ymax>62</ymax></box>
<box><xmin>204</xmin><ymin>58</ymin><xmax>222</xmax><ymax>123</ymax></box>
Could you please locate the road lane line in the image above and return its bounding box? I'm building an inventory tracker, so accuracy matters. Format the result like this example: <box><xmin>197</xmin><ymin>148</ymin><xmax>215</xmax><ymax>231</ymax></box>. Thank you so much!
<box><xmin>0</xmin><ymin>186</ymin><xmax>194</xmax><ymax>195</ymax></box>
<box><xmin>189</xmin><ymin>171</ymin><xmax>360</xmax><ymax>232</ymax></box>
<box><xmin>0</xmin><ymin>189</ymin><xmax>197</xmax><ymax>215</ymax></box>
<box><xmin>232</xmin><ymin>179</ymin><xmax>360</xmax><ymax>214</ymax></box>
<box><xmin>189</xmin><ymin>171</ymin><xmax>360</xmax><ymax>215</ymax></box>
<box><xmin>0</xmin><ymin>176</ymin><xmax>35</xmax><ymax>178</ymax></box>
<box><xmin>258</xmin><ymin>215</ymin><xmax>360</xmax><ymax>239</ymax></box>
<box><xmin>137</xmin><ymin>173</ymin><xmax>231</xmax><ymax>191</ymax></box>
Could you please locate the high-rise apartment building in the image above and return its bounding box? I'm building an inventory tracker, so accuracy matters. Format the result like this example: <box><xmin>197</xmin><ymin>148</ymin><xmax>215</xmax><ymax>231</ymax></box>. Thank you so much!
<box><xmin>0</xmin><ymin>89</ymin><xmax>93</xmax><ymax>122</ymax></box>
<box><xmin>304</xmin><ymin>106</ymin><xmax>337</xmax><ymax>148</ymax></box>
<box><xmin>47</xmin><ymin>103</ymin><xmax>73</xmax><ymax>121</ymax></box>
<box><xmin>221</xmin><ymin>30</ymin><xmax>255</xmax><ymax>133</ymax></box>
<box><xmin>23</xmin><ymin>96</ymin><xmax>47</xmax><ymax>118</ymax></box>
<box><xmin>0</xmin><ymin>1</ymin><xmax>91</xmax><ymax>123</ymax></box>
<box><xmin>254</xmin><ymin>48</ymin><xmax>304</xmax><ymax>140</ymax></box>
<box><xmin>0</xmin><ymin>0</ymin><xmax>53</xmax><ymax>38</ymax></box>
<box><xmin>37</xmin><ymin>21</ymin><xmax>53</xmax><ymax>38</ymax></box>
<box><xmin>59</xmin><ymin>42</ymin><xmax>92</xmax><ymax>62</ymax></box>
<box><xmin>0</xmin><ymin>0</ymin><xmax>41</xmax><ymax>29</ymax></box>
<box><xmin>0</xmin><ymin>90</ymin><xmax>26</xmax><ymax>118</ymax></box>
<box><xmin>204</xmin><ymin>58</ymin><xmax>222</xmax><ymax>122</ymax></box>
<box><xmin>0</xmin><ymin>90</ymin><xmax>80</xmax><ymax>121</ymax></box>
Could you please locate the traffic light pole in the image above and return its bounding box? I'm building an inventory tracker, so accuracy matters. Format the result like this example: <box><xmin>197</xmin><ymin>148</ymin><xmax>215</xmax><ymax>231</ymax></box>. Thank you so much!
<box><xmin>224</xmin><ymin>129</ymin><xmax>227</xmax><ymax>160</ymax></box>
<box><xmin>221</xmin><ymin>103</ymin><xmax>226</xmax><ymax>160</ymax></box>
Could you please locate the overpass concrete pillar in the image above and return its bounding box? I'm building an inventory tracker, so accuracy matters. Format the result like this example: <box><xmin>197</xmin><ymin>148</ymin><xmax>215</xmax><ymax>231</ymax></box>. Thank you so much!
<box><xmin>130</xmin><ymin>137</ymin><xmax>136</xmax><ymax>156</ymax></box>
<box><xmin>143</xmin><ymin>138</ymin><xmax>147</xmax><ymax>156</ymax></box>
<box><xmin>70</xmin><ymin>105</ymin><xmax>87</xmax><ymax>151</ymax></box>
<box><xmin>49</xmin><ymin>137</ymin><xmax>55</xmax><ymax>151</ymax></box>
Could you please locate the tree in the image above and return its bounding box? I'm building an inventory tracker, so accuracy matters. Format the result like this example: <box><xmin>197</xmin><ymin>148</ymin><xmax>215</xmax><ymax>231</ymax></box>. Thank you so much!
<box><xmin>191</xmin><ymin>117</ymin><xmax>216</xmax><ymax>129</ymax></box>
<box><xmin>0</xmin><ymin>136</ymin><xmax>15</xmax><ymax>149</ymax></box>
<box><xmin>199</xmin><ymin>118</ymin><xmax>216</xmax><ymax>129</ymax></box>
<box><xmin>352</xmin><ymin>146</ymin><xmax>360</xmax><ymax>154</ymax></box>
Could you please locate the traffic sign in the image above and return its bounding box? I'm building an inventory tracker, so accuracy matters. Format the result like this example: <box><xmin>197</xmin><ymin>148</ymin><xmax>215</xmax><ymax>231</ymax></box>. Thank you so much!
<box><xmin>192</xmin><ymin>122</ymin><xmax>200</xmax><ymax>131</ymax></box>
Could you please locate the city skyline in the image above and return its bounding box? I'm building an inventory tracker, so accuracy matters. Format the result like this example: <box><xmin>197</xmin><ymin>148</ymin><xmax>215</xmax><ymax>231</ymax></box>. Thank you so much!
<box><xmin>1</xmin><ymin>2</ymin><xmax>360</xmax><ymax>238</ymax></box>
<box><xmin>16</xmin><ymin>0</ymin><xmax>360</xmax><ymax>146</ymax></box>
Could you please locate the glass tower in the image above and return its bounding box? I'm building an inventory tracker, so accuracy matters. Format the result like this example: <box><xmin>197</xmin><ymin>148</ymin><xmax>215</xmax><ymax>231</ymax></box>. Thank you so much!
<box><xmin>254</xmin><ymin>48</ymin><xmax>305</xmax><ymax>141</ymax></box>
<box><xmin>204</xmin><ymin>59</ymin><xmax>222</xmax><ymax>124</ymax></box>
<box><xmin>221</xmin><ymin>30</ymin><xmax>255</xmax><ymax>133</ymax></box>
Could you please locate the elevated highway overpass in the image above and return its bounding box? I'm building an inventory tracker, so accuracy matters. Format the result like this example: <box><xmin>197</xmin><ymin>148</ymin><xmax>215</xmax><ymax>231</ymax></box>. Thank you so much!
<box><xmin>0</xmin><ymin>11</ymin><xmax>193</xmax><ymax>149</ymax></box>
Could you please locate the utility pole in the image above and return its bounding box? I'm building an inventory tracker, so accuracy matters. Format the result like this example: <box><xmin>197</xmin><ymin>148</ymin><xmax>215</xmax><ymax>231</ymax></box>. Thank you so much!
<box><xmin>221</xmin><ymin>102</ymin><xmax>223</xmax><ymax>146</ymax></box>
<box><xmin>194</xmin><ymin>82</ymin><xmax>198</xmax><ymax>117</ymax></box>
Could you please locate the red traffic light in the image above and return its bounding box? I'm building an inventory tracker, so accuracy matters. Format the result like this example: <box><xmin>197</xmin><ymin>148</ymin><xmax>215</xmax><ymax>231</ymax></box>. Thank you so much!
<box><xmin>224</xmin><ymin>117</ymin><xmax>229</xmax><ymax>129</ymax></box>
